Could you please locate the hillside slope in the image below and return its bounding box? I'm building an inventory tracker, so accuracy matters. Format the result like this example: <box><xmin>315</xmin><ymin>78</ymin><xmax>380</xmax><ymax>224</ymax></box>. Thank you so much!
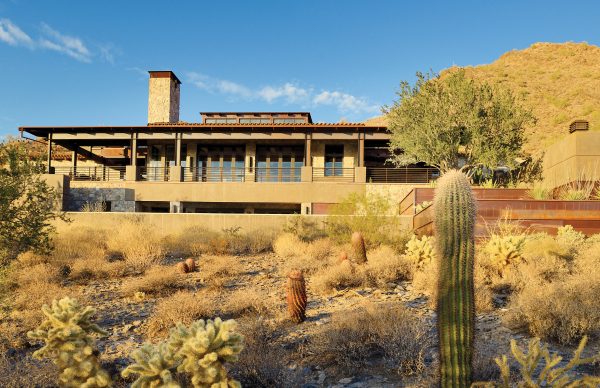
<box><xmin>368</xmin><ymin>42</ymin><xmax>600</xmax><ymax>154</ymax></box>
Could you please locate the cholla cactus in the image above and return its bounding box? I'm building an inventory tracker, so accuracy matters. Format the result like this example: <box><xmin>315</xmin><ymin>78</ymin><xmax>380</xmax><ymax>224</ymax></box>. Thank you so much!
<box><xmin>473</xmin><ymin>336</ymin><xmax>600</xmax><ymax>387</ymax></box>
<box><xmin>168</xmin><ymin>318</ymin><xmax>244</xmax><ymax>388</ymax></box>
<box><xmin>414</xmin><ymin>200</ymin><xmax>432</xmax><ymax>214</ymax></box>
<box><xmin>124</xmin><ymin>318</ymin><xmax>244</xmax><ymax>388</ymax></box>
<box><xmin>556</xmin><ymin>225</ymin><xmax>586</xmax><ymax>253</ymax></box>
<box><xmin>483</xmin><ymin>234</ymin><xmax>526</xmax><ymax>275</ymax></box>
<box><xmin>405</xmin><ymin>235</ymin><xmax>436</xmax><ymax>271</ymax></box>
<box><xmin>27</xmin><ymin>297</ymin><xmax>111</xmax><ymax>388</ymax></box>
<box><xmin>121</xmin><ymin>342</ymin><xmax>180</xmax><ymax>388</ymax></box>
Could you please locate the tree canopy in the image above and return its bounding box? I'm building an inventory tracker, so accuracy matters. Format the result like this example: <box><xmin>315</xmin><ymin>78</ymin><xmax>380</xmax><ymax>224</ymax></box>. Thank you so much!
<box><xmin>0</xmin><ymin>141</ymin><xmax>64</xmax><ymax>264</ymax></box>
<box><xmin>384</xmin><ymin>69</ymin><xmax>535</xmax><ymax>174</ymax></box>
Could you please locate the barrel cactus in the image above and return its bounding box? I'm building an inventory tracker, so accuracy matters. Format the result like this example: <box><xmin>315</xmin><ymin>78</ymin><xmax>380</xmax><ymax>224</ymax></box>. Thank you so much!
<box><xmin>185</xmin><ymin>258</ymin><xmax>197</xmax><ymax>272</ymax></box>
<box><xmin>27</xmin><ymin>297</ymin><xmax>111</xmax><ymax>388</ymax></box>
<box><xmin>176</xmin><ymin>262</ymin><xmax>189</xmax><ymax>274</ymax></box>
<box><xmin>434</xmin><ymin>170</ymin><xmax>476</xmax><ymax>388</ymax></box>
<box><xmin>351</xmin><ymin>231</ymin><xmax>368</xmax><ymax>264</ymax></box>
<box><xmin>286</xmin><ymin>270</ymin><xmax>307</xmax><ymax>323</ymax></box>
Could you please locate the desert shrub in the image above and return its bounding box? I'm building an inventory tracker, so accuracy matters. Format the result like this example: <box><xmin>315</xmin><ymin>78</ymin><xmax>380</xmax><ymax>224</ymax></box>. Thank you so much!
<box><xmin>526</xmin><ymin>181</ymin><xmax>553</xmax><ymax>200</ymax></box>
<box><xmin>16</xmin><ymin>263</ymin><xmax>62</xmax><ymax>286</ymax></box>
<box><xmin>556</xmin><ymin>175</ymin><xmax>596</xmax><ymax>200</ymax></box>
<box><xmin>222</xmin><ymin>288</ymin><xmax>272</xmax><ymax>318</ymax></box>
<box><xmin>232</xmin><ymin>318</ymin><xmax>301</xmax><ymax>387</ymax></box>
<box><xmin>200</xmin><ymin>255</ymin><xmax>243</xmax><ymax>289</ymax></box>
<box><xmin>170</xmin><ymin>226</ymin><xmax>275</xmax><ymax>256</ymax></box>
<box><xmin>556</xmin><ymin>224</ymin><xmax>586</xmax><ymax>257</ymax></box>
<box><xmin>404</xmin><ymin>235</ymin><xmax>436</xmax><ymax>272</ymax></box>
<box><xmin>311</xmin><ymin>260</ymin><xmax>363</xmax><ymax>294</ymax></box>
<box><xmin>473</xmin><ymin>337</ymin><xmax>600</xmax><ymax>387</ymax></box>
<box><xmin>146</xmin><ymin>290</ymin><xmax>219</xmax><ymax>339</ymax></box>
<box><xmin>362</xmin><ymin>245</ymin><xmax>411</xmax><ymax>288</ymax></box>
<box><xmin>505</xmin><ymin>272</ymin><xmax>600</xmax><ymax>345</ymax></box>
<box><xmin>310</xmin><ymin>302</ymin><xmax>431</xmax><ymax>376</ymax></box>
<box><xmin>121</xmin><ymin>265</ymin><xmax>183</xmax><ymax>297</ymax></box>
<box><xmin>51</xmin><ymin>225</ymin><xmax>109</xmax><ymax>265</ymax></box>
<box><xmin>306</xmin><ymin>238</ymin><xmax>333</xmax><ymax>262</ymax></box>
<box><xmin>325</xmin><ymin>192</ymin><xmax>410</xmax><ymax>250</ymax></box>
<box><xmin>15</xmin><ymin>250</ymin><xmax>48</xmax><ymax>267</ymax></box>
<box><xmin>283</xmin><ymin>214</ymin><xmax>327</xmax><ymax>242</ymax></box>
<box><xmin>273</xmin><ymin>233</ymin><xmax>306</xmax><ymax>258</ymax></box>
<box><xmin>27</xmin><ymin>297</ymin><xmax>111</xmax><ymax>387</ymax></box>
<box><xmin>69</xmin><ymin>256</ymin><xmax>128</xmax><ymax>281</ymax></box>
<box><xmin>412</xmin><ymin>257</ymin><xmax>438</xmax><ymax>302</ymax></box>
<box><xmin>106</xmin><ymin>218</ymin><xmax>165</xmax><ymax>273</ymax></box>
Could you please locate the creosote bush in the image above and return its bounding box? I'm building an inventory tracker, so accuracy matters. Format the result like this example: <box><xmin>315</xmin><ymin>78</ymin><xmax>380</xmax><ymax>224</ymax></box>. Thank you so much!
<box><xmin>310</xmin><ymin>302</ymin><xmax>431</xmax><ymax>376</ymax></box>
<box><xmin>121</xmin><ymin>265</ymin><xmax>183</xmax><ymax>297</ymax></box>
<box><xmin>27</xmin><ymin>297</ymin><xmax>111</xmax><ymax>387</ymax></box>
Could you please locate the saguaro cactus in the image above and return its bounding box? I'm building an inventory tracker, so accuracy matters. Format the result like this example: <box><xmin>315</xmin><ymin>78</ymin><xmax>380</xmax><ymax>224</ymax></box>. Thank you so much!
<box><xmin>351</xmin><ymin>231</ymin><xmax>368</xmax><ymax>264</ymax></box>
<box><xmin>434</xmin><ymin>170</ymin><xmax>476</xmax><ymax>388</ymax></box>
<box><xmin>286</xmin><ymin>270</ymin><xmax>307</xmax><ymax>323</ymax></box>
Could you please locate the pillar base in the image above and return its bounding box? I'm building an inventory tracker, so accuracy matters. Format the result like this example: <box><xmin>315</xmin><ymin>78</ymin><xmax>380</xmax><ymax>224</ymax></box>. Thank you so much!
<box><xmin>125</xmin><ymin>165</ymin><xmax>137</xmax><ymax>181</ymax></box>
<box><xmin>301</xmin><ymin>166</ymin><xmax>313</xmax><ymax>182</ymax></box>
<box><xmin>169</xmin><ymin>166</ymin><xmax>182</xmax><ymax>182</ymax></box>
<box><xmin>354</xmin><ymin>167</ymin><xmax>367</xmax><ymax>183</ymax></box>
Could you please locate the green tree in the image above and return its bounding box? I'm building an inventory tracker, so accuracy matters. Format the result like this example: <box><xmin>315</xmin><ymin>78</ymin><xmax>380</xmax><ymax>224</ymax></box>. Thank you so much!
<box><xmin>384</xmin><ymin>69</ymin><xmax>535</xmax><ymax>174</ymax></box>
<box><xmin>0</xmin><ymin>141</ymin><xmax>64</xmax><ymax>264</ymax></box>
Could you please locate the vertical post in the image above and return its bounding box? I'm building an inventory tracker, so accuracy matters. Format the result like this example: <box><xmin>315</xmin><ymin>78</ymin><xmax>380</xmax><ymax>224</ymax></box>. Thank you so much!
<box><xmin>71</xmin><ymin>147</ymin><xmax>78</xmax><ymax>177</ymax></box>
<box><xmin>175</xmin><ymin>132</ymin><xmax>182</xmax><ymax>166</ymax></box>
<box><xmin>358</xmin><ymin>131</ymin><xmax>365</xmax><ymax>167</ymax></box>
<box><xmin>46</xmin><ymin>131</ymin><xmax>53</xmax><ymax>173</ymax></box>
<box><xmin>131</xmin><ymin>135</ymin><xmax>138</xmax><ymax>167</ymax></box>
<box><xmin>305</xmin><ymin>133</ymin><xmax>312</xmax><ymax>167</ymax></box>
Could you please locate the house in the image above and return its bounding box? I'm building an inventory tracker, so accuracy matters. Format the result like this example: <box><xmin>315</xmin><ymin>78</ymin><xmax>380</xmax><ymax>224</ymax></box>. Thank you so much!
<box><xmin>20</xmin><ymin>71</ymin><xmax>438</xmax><ymax>214</ymax></box>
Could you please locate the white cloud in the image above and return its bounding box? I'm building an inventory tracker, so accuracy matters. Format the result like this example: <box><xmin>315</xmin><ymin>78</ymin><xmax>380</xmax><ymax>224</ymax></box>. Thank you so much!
<box><xmin>39</xmin><ymin>23</ymin><xmax>91</xmax><ymax>63</ymax></box>
<box><xmin>0</xmin><ymin>18</ymin><xmax>109</xmax><ymax>64</ymax></box>
<box><xmin>0</xmin><ymin>18</ymin><xmax>34</xmax><ymax>47</ymax></box>
<box><xmin>186</xmin><ymin>71</ymin><xmax>379</xmax><ymax>115</ymax></box>
<box><xmin>313</xmin><ymin>90</ymin><xmax>380</xmax><ymax>114</ymax></box>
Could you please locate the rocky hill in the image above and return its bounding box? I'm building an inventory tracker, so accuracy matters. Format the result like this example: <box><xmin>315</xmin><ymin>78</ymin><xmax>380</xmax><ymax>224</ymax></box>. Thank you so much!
<box><xmin>368</xmin><ymin>42</ymin><xmax>600</xmax><ymax>154</ymax></box>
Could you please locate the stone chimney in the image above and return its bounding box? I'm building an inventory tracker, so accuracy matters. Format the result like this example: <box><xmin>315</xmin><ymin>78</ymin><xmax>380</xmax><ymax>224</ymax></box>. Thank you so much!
<box><xmin>148</xmin><ymin>71</ymin><xmax>181</xmax><ymax>124</ymax></box>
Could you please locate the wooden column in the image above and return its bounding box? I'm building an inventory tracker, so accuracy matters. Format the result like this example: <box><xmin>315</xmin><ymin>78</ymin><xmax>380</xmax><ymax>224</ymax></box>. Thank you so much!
<box><xmin>358</xmin><ymin>131</ymin><xmax>365</xmax><ymax>167</ymax></box>
<box><xmin>305</xmin><ymin>133</ymin><xmax>312</xmax><ymax>167</ymax></box>
<box><xmin>175</xmin><ymin>133</ymin><xmax>182</xmax><ymax>166</ymax></box>
<box><xmin>131</xmin><ymin>135</ymin><xmax>138</xmax><ymax>167</ymax></box>
<box><xmin>71</xmin><ymin>147</ymin><xmax>78</xmax><ymax>174</ymax></box>
<box><xmin>46</xmin><ymin>131</ymin><xmax>53</xmax><ymax>173</ymax></box>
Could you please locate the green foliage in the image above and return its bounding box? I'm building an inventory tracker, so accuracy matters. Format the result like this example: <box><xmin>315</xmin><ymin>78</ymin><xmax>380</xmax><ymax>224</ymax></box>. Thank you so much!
<box><xmin>556</xmin><ymin>225</ymin><xmax>586</xmax><ymax>254</ymax></box>
<box><xmin>27</xmin><ymin>297</ymin><xmax>111</xmax><ymax>388</ymax></box>
<box><xmin>283</xmin><ymin>214</ymin><xmax>327</xmax><ymax>242</ymax></box>
<box><xmin>0</xmin><ymin>141</ymin><xmax>66</xmax><ymax>265</ymax></box>
<box><xmin>326</xmin><ymin>192</ymin><xmax>409</xmax><ymax>250</ymax></box>
<box><xmin>385</xmin><ymin>69</ymin><xmax>534</xmax><ymax>173</ymax></box>
<box><xmin>473</xmin><ymin>336</ymin><xmax>600</xmax><ymax>387</ymax></box>
<box><xmin>404</xmin><ymin>235</ymin><xmax>436</xmax><ymax>271</ymax></box>
<box><xmin>414</xmin><ymin>200</ymin><xmax>432</xmax><ymax>214</ymax></box>
<box><xmin>483</xmin><ymin>234</ymin><xmax>526</xmax><ymax>276</ymax></box>
<box><xmin>434</xmin><ymin>170</ymin><xmax>476</xmax><ymax>388</ymax></box>
<box><xmin>123</xmin><ymin>318</ymin><xmax>244</xmax><ymax>388</ymax></box>
<box><xmin>527</xmin><ymin>181</ymin><xmax>553</xmax><ymax>200</ymax></box>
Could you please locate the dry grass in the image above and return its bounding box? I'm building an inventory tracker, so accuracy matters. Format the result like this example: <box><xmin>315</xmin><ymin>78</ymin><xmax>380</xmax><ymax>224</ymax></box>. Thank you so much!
<box><xmin>221</xmin><ymin>288</ymin><xmax>273</xmax><ymax>318</ymax></box>
<box><xmin>505</xmin><ymin>272</ymin><xmax>600</xmax><ymax>345</ymax></box>
<box><xmin>362</xmin><ymin>245</ymin><xmax>412</xmax><ymax>288</ymax></box>
<box><xmin>145</xmin><ymin>290</ymin><xmax>219</xmax><ymax>339</ymax></box>
<box><xmin>278</xmin><ymin>237</ymin><xmax>336</xmax><ymax>276</ymax></box>
<box><xmin>121</xmin><ymin>265</ymin><xmax>184</xmax><ymax>297</ymax></box>
<box><xmin>311</xmin><ymin>260</ymin><xmax>363</xmax><ymax>294</ymax></box>
<box><xmin>200</xmin><ymin>255</ymin><xmax>244</xmax><ymax>290</ymax></box>
<box><xmin>106</xmin><ymin>219</ymin><xmax>165</xmax><ymax>274</ymax></box>
<box><xmin>165</xmin><ymin>226</ymin><xmax>275</xmax><ymax>256</ymax></box>
<box><xmin>232</xmin><ymin>318</ymin><xmax>301</xmax><ymax>387</ymax></box>
<box><xmin>273</xmin><ymin>233</ymin><xmax>306</xmax><ymax>258</ymax></box>
<box><xmin>310</xmin><ymin>302</ymin><xmax>431</xmax><ymax>376</ymax></box>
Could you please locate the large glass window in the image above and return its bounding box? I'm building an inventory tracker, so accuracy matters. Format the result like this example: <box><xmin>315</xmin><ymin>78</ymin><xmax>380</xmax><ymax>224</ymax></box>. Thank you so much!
<box><xmin>196</xmin><ymin>145</ymin><xmax>245</xmax><ymax>182</ymax></box>
<box><xmin>256</xmin><ymin>146</ymin><xmax>304</xmax><ymax>182</ymax></box>
<box><xmin>325</xmin><ymin>145</ymin><xmax>344</xmax><ymax>176</ymax></box>
<box><xmin>273</xmin><ymin>118</ymin><xmax>306</xmax><ymax>124</ymax></box>
<box><xmin>239</xmin><ymin>118</ymin><xmax>270</xmax><ymax>124</ymax></box>
<box><xmin>205</xmin><ymin>118</ymin><xmax>237</xmax><ymax>124</ymax></box>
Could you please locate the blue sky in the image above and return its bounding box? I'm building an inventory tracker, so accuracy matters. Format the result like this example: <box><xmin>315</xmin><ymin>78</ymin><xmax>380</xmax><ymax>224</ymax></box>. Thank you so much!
<box><xmin>0</xmin><ymin>0</ymin><xmax>598</xmax><ymax>137</ymax></box>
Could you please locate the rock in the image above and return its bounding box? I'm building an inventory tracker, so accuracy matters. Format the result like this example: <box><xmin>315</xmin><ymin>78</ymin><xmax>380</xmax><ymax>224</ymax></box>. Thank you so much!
<box><xmin>338</xmin><ymin>377</ymin><xmax>354</xmax><ymax>384</ymax></box>
<box><xmin>132</xmin><ymin>320</ymin><xmax>142</xmax><ymax>327</ymax></box>
<box><xmin>317</xmin><ymin>371</ymin><xmax>326</xmax><ymax>384</ymax></box>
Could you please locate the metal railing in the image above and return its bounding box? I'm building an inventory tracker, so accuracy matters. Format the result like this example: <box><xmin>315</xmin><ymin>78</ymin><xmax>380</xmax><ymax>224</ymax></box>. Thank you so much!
<box><xmin>254</xmin><ymin>167</ymin><xmax>301</xmax><ymax>182</ymax></box>
<box><xmin>53</xmin><ymin>166</ymin><xmax>126</xmax><ymax>181</ymax></box>
<box><xmin>182</xmin><ymin>167</ymin><xmax>245</xmax><ymax>182</ymax></box>
<box><xmin>366</xmin><ymin>167</ymin><xmax>439</xmax><ymax>183</ymax></box>
<box><xmin>312</xmin><ymin>167</ymin><xmax>355</xmax><ymax>182</ymax></box>
<box><xmin>138</xmin><ymin>166</ymin><xmax>170</xmax><ymax>182</ymax></box>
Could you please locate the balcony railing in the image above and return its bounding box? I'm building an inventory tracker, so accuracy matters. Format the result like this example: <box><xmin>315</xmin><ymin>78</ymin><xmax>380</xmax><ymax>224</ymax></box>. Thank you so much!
<box><xmin>366</xmin><ymin>167</ymin><xmax>440</xmax><ymax>183</ymax></box>
<box><xmin>255</xmin><ymin>167</ymin><xmax>301</xmax><ymax>182</ymax></box>
<box><xmin>53</xmin><ymin>166</ymin><xmax>126</xmax><ymax>181</ymax></box>
<box><xmin>183</xmin><ymin>167</ymin><xmax>245</xmax><ymax>182</ymax></box>
<box><xmin>312</xmin><ymin>167</ymin><xmax>355</xmax><ymax>182</ymax></box>
<box><xmin>139</xmin><ymin>166</ymin><xmax>170</xmax><ymax>182</ymax></box>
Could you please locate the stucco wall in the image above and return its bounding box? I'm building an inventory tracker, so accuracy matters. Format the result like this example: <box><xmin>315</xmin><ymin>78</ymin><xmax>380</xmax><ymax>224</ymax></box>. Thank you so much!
<box><xmin>543</xmin><ymin>131</ymin><xmax>600</xmax><ymax>188</ymax></box>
